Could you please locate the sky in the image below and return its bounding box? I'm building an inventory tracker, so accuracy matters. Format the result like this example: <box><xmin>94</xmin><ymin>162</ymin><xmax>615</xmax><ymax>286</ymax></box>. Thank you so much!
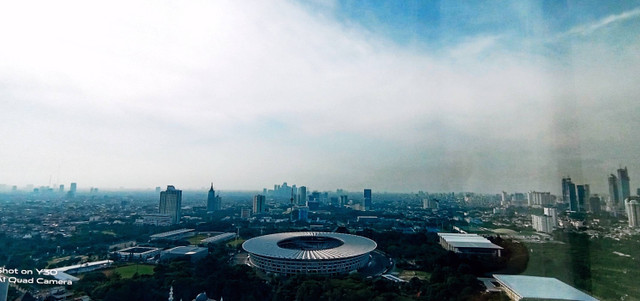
<box><xmin>1</xmin><ymin>0</ymin><xmax>639</xmax><ymax>194</ymax></box>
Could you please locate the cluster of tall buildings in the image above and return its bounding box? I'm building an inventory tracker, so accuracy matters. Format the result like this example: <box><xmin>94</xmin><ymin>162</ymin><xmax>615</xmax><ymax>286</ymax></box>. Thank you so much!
<box><xmin>155</xmin><ymin>183</ymin><xmax>225</xmax><ymax>225</ymax></box>
<box><xmin>608</xmin><ymin>167</ymin><xmax>631</xmax><ymax>214</ymax></box>
<box><xmin>561</xmin><ymin>177</ymin><xmax>591</xmax><ymax>212</ymax></box>
<box><xmin>561</xmin><ymin>166</ymin><xmax>639</xmax><ymax>228</ymax></box>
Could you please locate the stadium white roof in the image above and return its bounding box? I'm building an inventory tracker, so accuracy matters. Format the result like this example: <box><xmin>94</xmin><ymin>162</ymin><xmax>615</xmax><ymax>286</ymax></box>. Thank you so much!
<box><xmin>243</xmin><ymin>232</ymin><xmax>376</xmax><ymax>260</ymax></box>
<box><xmin>493</xmin><ymin>274</ymin><xmax>599</xmax><ymax>301</ymax></box>
<box><xmin>438</xmin><ymin>233</ymin><xmax>503</xmax><ymax>250</ymax></box>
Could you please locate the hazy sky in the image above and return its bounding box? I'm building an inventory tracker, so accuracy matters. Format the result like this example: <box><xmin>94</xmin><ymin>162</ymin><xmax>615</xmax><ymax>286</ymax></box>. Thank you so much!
<box><xmin>1</xmin><ymin>1</ymin><xmax>639</xmax><ymax>194</ymax></box>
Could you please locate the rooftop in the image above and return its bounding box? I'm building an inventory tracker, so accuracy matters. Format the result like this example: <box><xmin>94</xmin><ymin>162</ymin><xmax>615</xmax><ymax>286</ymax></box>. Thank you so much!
<box><xmin>438</xmin><ymin>233</ymin><xmax>503</xmax><ymax>250</ymax></box>
<box><xmin>150</xmin><ymin>228</ymin><xmax>194</xmax><ymax>238</ymax></box>
<box><xmin>165</xmin><ymin>246</ymin><xmax>207</xmax><ymax>255</ymax></box>
<box><xmin>201</xmin><ymin>232</ymin><xmax>236</xmax><ymax>244</ymax></box>
<box><xmin>493</xmin><ymin>274</ymin><xmax>599</xmax><ymax>301</ymax></box>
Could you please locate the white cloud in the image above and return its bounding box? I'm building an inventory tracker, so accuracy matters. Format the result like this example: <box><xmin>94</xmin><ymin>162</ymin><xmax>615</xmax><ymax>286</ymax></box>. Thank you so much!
<box><xmin>0</xmin><ymin>1</ymin><xmax>639</xmax><ymax>193</ymax></box>
<box><xmin>565</xmin><ymin>7</ymin><xmax>640</xmax><ymax>36</ymax></box>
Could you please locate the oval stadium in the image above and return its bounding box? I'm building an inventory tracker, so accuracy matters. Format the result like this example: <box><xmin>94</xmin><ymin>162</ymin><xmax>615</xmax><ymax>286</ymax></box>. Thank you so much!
<box><xmin>242</xmin><ymin>232</ymin><xmax>377</xmax><ymax>276</ymax></box>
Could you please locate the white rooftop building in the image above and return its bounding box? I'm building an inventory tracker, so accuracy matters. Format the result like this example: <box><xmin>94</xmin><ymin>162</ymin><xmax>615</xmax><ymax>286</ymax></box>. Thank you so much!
<box><xmin>437</xmin><ymin>233</ymin><xmax>503</xmax><ymax>257</ymax></box>
<box><xmin>493</xmin><ymin>274</ymin><xmax>599</xmax><ymax>301</ymax></box>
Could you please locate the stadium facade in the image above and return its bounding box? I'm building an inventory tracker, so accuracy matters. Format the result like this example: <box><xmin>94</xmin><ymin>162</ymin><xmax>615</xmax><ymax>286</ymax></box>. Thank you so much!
<box><xmin>242</xmin><ymin>232</ymin><xmax>377</xmax><ymax>276</ymax></box>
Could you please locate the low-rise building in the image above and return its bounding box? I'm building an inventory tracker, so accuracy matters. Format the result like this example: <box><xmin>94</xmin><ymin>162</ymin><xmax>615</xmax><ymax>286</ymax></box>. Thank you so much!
<box><xmin>114</xmin><ymin>246</ymin><xmax>162</xmax><ymax>261</ymax></box>
<box><xmin>161</xmin><ymin>246</ymin><xmax>208</xmax><ymax>262</ymax></box>
<box><xmin>492</xmin><ymin>274</ymin><xmax>599</xmax><ymax>301</ymax></box>
<box><xmin>437</xmin><ymin>233</ymin><xmax>503</xmax><ymax>257</ymax></box>
<box><xmin>150</xmin><ymin>228</ymin><xmax>195</xmax><ymax>241</ymax></box>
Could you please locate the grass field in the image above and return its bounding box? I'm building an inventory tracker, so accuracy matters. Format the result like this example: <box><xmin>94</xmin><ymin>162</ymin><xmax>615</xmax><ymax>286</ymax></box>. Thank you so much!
<box><xmin>227</xmin><ymin>238</ymin><xmax>245</xmax><ymax>248</ymax></box>
<box><xmin>397</xmin><ymin>269</ymin><xmax>430</xmax><ymax>281</ymax></box>
<box><xmin>104</xmin><ymin>264</ymin><xmax>155</xmax><ymax>279</ymax></box>
<box><xmin>47</xmin><ymin>255</ymin><xmax>88</xmax><ymax>266</ymax></box>
<box><xmin>187</xmin><ymin>234</ymin><xmax>208</xmax><ymax>245</ymax></box>
<box><xmin>522</xmin><ymin>236</ymin><xmax>640</xmax><ymax>301</ymax></box>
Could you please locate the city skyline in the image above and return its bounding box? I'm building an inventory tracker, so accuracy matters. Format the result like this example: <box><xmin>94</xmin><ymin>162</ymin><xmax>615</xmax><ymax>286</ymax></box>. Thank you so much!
<box><xmin>1</xmin><ymin>1</ymin><xmax>640</xmax><ymax>193</ymax></box>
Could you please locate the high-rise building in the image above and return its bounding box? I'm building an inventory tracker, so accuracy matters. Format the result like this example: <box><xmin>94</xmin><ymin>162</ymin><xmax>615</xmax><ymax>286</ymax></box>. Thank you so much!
<box><xmin>532</xmin><ymin>214</ymin><xmax>555</xmax><ymax>234</ymax></box>
<box><xmin>576</xmin><ymin>185</ymin><xmax>587</xmax><ymax>212</ymax></box>
<box><xmin>253</xmin><ymin>194</ymin><xmax>266</xmax><ymax>214</ymax></box>
<box><xmin>501</xmin><ymin>191</ymin><xmax>509</xmax><ymax>206</ymax></box>
<box><xmin>207</xmin><ymin>183</ymin><xmax>221</xmax><ymax>212</ymax></box>
<box><xmin>588</xmin><ymin>195</ymin><xmax>602</xmax><ymax>213</ymax></box>
<box><xmin>67</xmin><ymin>182</ymin><xmax>77</xmax><ymax>198</ymax></box>
<box><xmin>59</xmin><ymin>184</ymin><xmax>64</xmax><ymax>192</ymax></box>
<box><xmin>363</xmin><ymin>189</ymin><xmax>372</xmax><ymax>210</ymax></box>
<box><xmin>618</xmin><ymin>167</ymin><xmax>631</xmax><ymax>204</ymax></box>
<box><xmin>527</xmin><ymin>191</ymin><xmax>552</xmax><ymax>207</ymax></box>
<box><xmin>608</xmin><ymin>174</ymin><xmax>620</xmax><ymax>210</ymax></box>
<box><xmin>298</xmin><ymin>206</ymin><xmax>309</xmax><ymax>222</ymax></box>
<box><xmin>298</xmin><ymin>186</ymin><xmax>307</xmax><ymax>206</ymax></box>
<box><xmin>562</xmin><ymin>177</ymin><xmax>577</xmax><ymax>211</ymax></box>
<box><xmin>159</xmin><ymin>185</ymin><xmax>182</xmax><ymax>224</ymax></box>
<box><xmin>339</xmin><ymin>195</ymin><xmax>348</xmax><ymax>207</ymax></box>
<box><xmin>543</xmin><ymin>207</ymin><xmax>558</xmax><ymax>228</ymax></box>
<box><xmin>625</xmin><ymin>197</ymin><xmax>640</xmax><ymax>227</ymax></box>
<box><xmin>423</xmin><ymin>199</ymin><xmax>439</xmax><ymax>209</ymax></box>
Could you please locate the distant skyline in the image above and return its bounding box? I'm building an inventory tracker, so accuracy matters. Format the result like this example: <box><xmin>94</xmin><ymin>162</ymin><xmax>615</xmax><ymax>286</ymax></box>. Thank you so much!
<box><xmin>1</xmin><ymin>1</ymin><xmax>640</xmax><ymax>194</ymax></box>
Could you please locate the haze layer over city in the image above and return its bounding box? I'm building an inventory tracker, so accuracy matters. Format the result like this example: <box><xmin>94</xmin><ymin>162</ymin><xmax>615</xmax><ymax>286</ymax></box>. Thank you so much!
<box><xmin>2</xmin><ymin>1</ymin><xmax>640</xmax><ymax>194</ymax></box>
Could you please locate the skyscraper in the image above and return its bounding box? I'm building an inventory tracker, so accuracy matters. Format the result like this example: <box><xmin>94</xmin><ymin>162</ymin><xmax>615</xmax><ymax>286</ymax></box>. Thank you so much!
<box><xmin>588</xmin><ymin>195</ymin><xmax>602</xmax><ymax>213</ymax></box>
<box><xmin>608</xmin><ymin>174</ymin><xmax>620</xmax><ymax>210</ymax></box>
<box><xmin>576</xmin><ymin>185</ymin><xmax>586</xmax><ymax>212</ymax></box>
<box><xmin>67</xmin><ymin>182</ymin><xmax>77</xmax><ymax>198</ymax></box>
<box><xmin>298</xmin><ymin>186</ymin><xmax>307</xmax><ymax>206</ymax></box>
<box><xmin>562</xmin><ymin>177</ymin><xmax>576</xmax><ymax>211</ymax></box>
<box><xmin>207</xmin><ymin>183</ymin><xmax>221</xmax><ymax>212</ymax></box>
<box><xmin>159</xmin><ymin>185</ymin><xmax>182</xmax><ymax>224</ymax></box>
<box><xmin>364</xmin><ymin>189</ymin><xmax>372</xmax><ymax>210</ymax></box>
<box><xmin>618</xmin><ymin>167</ymin><xmax>630</xmax><ymax>204</ymax></box>
<box><xmin>253</xmin><ymin>194</ymin><xmax>266</xmax><ymax>214</ymax></box>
